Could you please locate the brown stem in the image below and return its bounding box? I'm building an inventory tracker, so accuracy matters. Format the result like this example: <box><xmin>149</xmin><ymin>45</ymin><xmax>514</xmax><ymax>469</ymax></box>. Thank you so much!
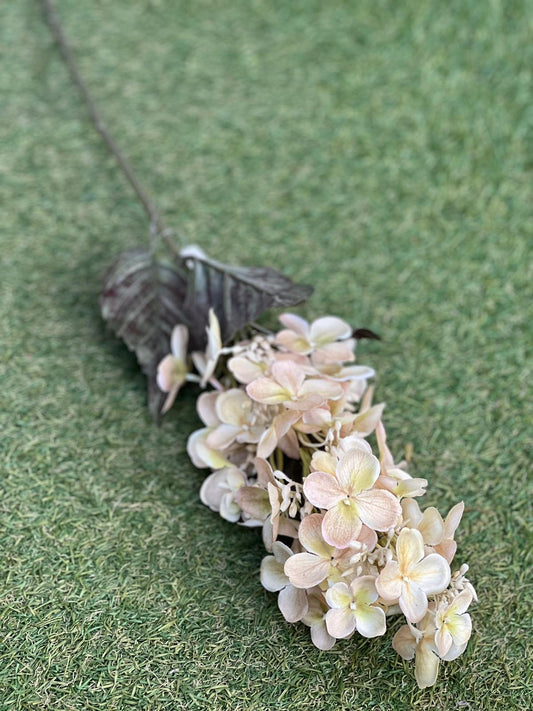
<box><xmin>39</xmin><ymin>0</ymin><xmax>167</xmax><ymax>238</ymax></box>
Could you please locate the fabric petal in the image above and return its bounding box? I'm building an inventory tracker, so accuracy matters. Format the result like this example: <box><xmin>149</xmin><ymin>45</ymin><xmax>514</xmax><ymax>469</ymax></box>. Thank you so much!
<box><xmin>227</xmin><ymin>356</ymin><xmax>266</xmax><ymax>384</ymax></box>
<box><xmin>325</xmin><ymin>607</ymin><xmax>356</xmax><ymax>639</ymax></box>
<box><xmin>187</xmin><ymin>428</ymin><xmax>231</xmax><ymax>469</ymax></box>
<box><xmin>435</xmin><ymin>625</ymin><xmax>453</xmax><ymax>658</ymax></box>
<box><xmin>410</xmin><ymin>554</ymin><xmax>451</xmax><ymax>595</ymax></box>
<box><xmin>351</xmin><ymin>575</ymin><xmax>379</xmax><ymax>605</ymax></box>
<box><xmin>448</xmin><ymin>612</ymin><xmax>472</xmax><ymax>647</ymax></box>
<box><xmin>399</xmin><ymin>580</ymin><xmax>428</xmax><ymax>623</ymax></box>
<box><xmin>206</xmin><ymin>424</ymin><xmax>241</xmax><ymax>450</ymax></box>
<box><xmin>312</xmin><ymin>340</ymin><xmax>355</xmax><ymax>365</ymax></box>
<box><xmin>298</xmin><ymin>513</ymin><xmax>333</xmax><ymax>558</ymax></box>
<box><xmin>336</xmin><ymin>449</ymin><xmax>380</xmax><ymax>494</ymax></box>
<box><xmin>303</xmin><ymin>472</ymin><xmax>345</xmax><ymax>510</ymax></box>
<box><xmin>279</xmin><ymin>313</ymin><xmax>310</xmax><ymax>337</ymax></box>
<box><xmin>215</xmin><ymin>388</ymin><xmax>250</xmax><ymax>426</ymax></box>
<box><xmin>284</xmin><ymin>553</ymin><xmax>330</xmax><ymax>589</ymax></box>
<box><xmin>415</xmin><ymin>641</ymin><xmax>440</xmax><ymax>689</ymax></box>
<box><xmin>325</xmin><ymin>582</ymin><xmax>352</xmax><ymax>610</ymax></box>
<box><xmin>355</xmin><ymin>488</ymin><xmax>401</xmax><ymax>531</ymax></box>
<box><xmin>170</xmin><ymin>324</ymin><xmax>188</xmax><ymax>359</ymax></box>
<box><xmin>444</xmin><ymin>501</ymin><xmax>464</xmax><ymax>538</ymax></box>
<box><xmin>321</xmin><ymin>503</ymin><xmax>362</xmax><ymax>548</ymax></box>
<box><xmin>418</xmin><ymin>507</ymin><xmax>445</xmax><ymax>545</ymax></box>
<box><xmin>310</xmin><ymin>316</ymin><xmax>352</xmax><ymax>345</ymax></box>
<box><xmin>350</xmin><ymin>403</ymin><xmax>385</xmax><ymax>436</ymax></box>
<box><xmin>196</xmin><ymin>391</ymin><xmax>221</xmax><ymax>427</ymax></box>
<box><xmin>449</xmin><ymin>589</ymin><xmax>473</xmax><ymax>616</ymax></box>
<box><xmin>246</xmin><ymin>377</ymin><xmax>289</xmax><ymax>404</ymax></box>
<box><xmin>376</xmin><ymin>562</ymin><xmax>402</xmax><ymax>601</ymax></box>
<box><xmin>310</xmin><ymin>451</ymin><xmax>338</xmax><ymax>476</ymax></box>
<box><xmin>392</xmin><ymin>625</ymin><xmax>416</xmax><ymax>660</ymax></box>
<box><xmin>397</xmin><ymin>528</ymin><xmax>425</xmax><ymax>573</ymax></box>
<box><xmin>271</xmin><ymin>360</ymin><xmax>305</xmax><ymax>395</ymax></box>
<box><xmin>275</xmin><ymin>329</ymin><xmax>312</xmax><ymax>354</ymax></box>
<box><xmin>310</xmin><ymin>622</ymin><xmax>336</xmax><ymax>650</ymax></box>
<box><xmin>355</xmin><ymin>604</ymin><xmax>386</xmax><ymax>638</ymax></box>
<box><xmin>278</xmin><ymin>584</ymin><xmax>308</xmax><ymax>623</ymax></box>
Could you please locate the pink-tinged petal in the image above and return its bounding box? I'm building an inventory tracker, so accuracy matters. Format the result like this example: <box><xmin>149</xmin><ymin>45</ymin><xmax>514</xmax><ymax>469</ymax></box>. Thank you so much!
<box><xmin>351</xmin><ymin>575</ymin><xmax>379</xmax><ymax>605</ymax></box>
<box><xmin>161</xmin><ymin>385</ymin><xmax>180</xmax><ymax>414</ymax></box>
<box><xmin>355</xmin><ymin>605</ymin><xmax>386</xmax><ymax>638</ymax></box>
<box><xmin>310</xmin><ymin>316</ymin><xmax>352</xmax><ymax>344</ymax></box>
<box><xmin>284</xmin><ymin>553</ymin><xmax>330</xmax><ymax>589</ymax></box>
<box><xmin>219</xmin><ymin>492</ymin><xmax>241</xmax><ymax>522</ymax></box>
<box><xmin>336</xmin><ymin>449</ymin><xmax>380</xmax><ymax>494</ymax></box>
<box><xmin>401</xmin><ymin>498</ymin><xmax>423</xmax><ymax>528</ymax></box>
<box><xmin>156</xmin><ymin>354</ymin><xmax>177</xmax><ymax>392</ymax></box>
<box><xmin>278</xmin><ymin>428</ymin><xmax>300</xmax><ymax>460</ymax></box>
<box><xmin>434</xmin><ymin>539</ymin><xmax>457</xmax><ymax>564</ymax></box>
<box><xmin>337</xmin><ymin>435</ymin><xmax>372</xmax><ymax>455</ymax></box>
<box><xmin>312</xmin><ymin>340</ymin><xmax>355</xmax><ymax>365</ymax></box>
<box><xmin>297</xmin><ymin>379</ymin><xmax>344</xmax><ymax>405</ymax></box>
<box><xmin>279</xmin><ymin>313</ymin><xmax>310</xmax><ymax>337</ymax></box>
<box><xmin>246</xmin><ymin>377</ymin><xmax>289</xmax><ymax>404</ymax></box>
<box><xmin>397</xmin><ymin>528</ymin><xmax>425</xmax><ymax>573</ymax></box>
<box><xmin>411</xmin><ymin>554</ymin><xmax>451</xmax><ymax>595</ymax></box>
<box><xmin>199</xmin><ymin>469</ymin><xmax>229</xmax><ymax>510</ymax></box>
<box><xmin>235</xmin><ymin>486</ymin><xmax>271</xmax><ymax>520</ymax></box>
<box><xmin>303</xmin><ymin>472</ymin><xmax>345</xmax><ymax>509</ymax></box>
<box><xmin>278</xmin><ymin>585</ymin><xmax>308</xmax><ymax>623</ymax></box>
<box><xmin>196</xmin><ymin>391</ymin><xmax>221</xmax><ymax>427</ymax></box>
<box><xmin>376</xmin><ymin>420</ymin><xmax>394</xmax><ymax>470</ymax></box>
<box><xmin>355</xmin><ymin>488</ymin><xmax>402</xmax><ymax>531</ymax></box>
<box><xmin>399</xmin><ymin>580</ymin><xmax>428</xmax><ymax>623</ymax></box>
<box><xmin>357</xmin><ymin>525</ymin><xmax>378</xmax><ymax>552</ymax></box>
<box><xmin>275</xmin><ymin>329</ymin><xmax>312</xmax><ymax>354</ymax></box>
<box><xmin>187</xmin><ymin>428</ymin><xmax>231</xmax><ymax>469</ymax></box>
<box><xmin>327</xmin><ymin>364</ymin><xmax>375</xmax><ymax>382</ymax></box>
<box><xmin>321</xmin><ymin>504</ymin><xmax>362</xmax><ymax>548</ymax></box>
<box><xmin>418</xmin><ymin>507</ymin><xmax>445</xmax><ymax>546</ymax></box>
<box><xmin>325</xmin><ymin>582</ymin><xmax>352</xmax><ymax>609</ymax></box>
<box><xmin>376</xmin><ymin>561</ymin><xmax>402</xmax><ymax>601</ymax></box>
<box><xmin>444</xmin><ymin>501</ymin><xmax>464</xmax><ymax>538</ymax></box>
<box><xmin>260</xmin><ymin>555</ymin><xmax>288</xmax><ymax>592</ymax></box>
<box><xmin>392</xmin><ymin>625</ymin><xmax>416</xmax><ymax>660</ymax></box>
<box><xmin>394</xmin><ymin>477</ymin><xmax>428</xmax><ymax>498</ymax></box>
<box><xmin>351</xmin><ymin>403</ymin><xmax>385</xmax><ymax>436</ymax></box>
<box><xmin>206</xmin><ymin>424</ymin><xmax>241</xmax><ymax>450</ymax></box>
<box><xmin>325</xmin><ymin>607</ymin><xmax>356</xmax><ymax>639</ymax></box>
<box><xmin>435</xmin><ymin>625</ymin><xmax>454</xmax><ymax>658</ymax></box>
<box><xmin>310</xmin><ymin>451</ymin><xmax>338</xmax><ymax>476</ymax></box>
<box><xmin>298</xmin><ymin>513</ymin><xmax>333</xmax><ymax>558</ymax></box>
<box><xmin>449</xmin><ymin>589</ymin><xmax>473</xmax><ymax>616</ymax></box>
<box><xmin>310</xmin><ymin>623</ymin><xmax>336</xmax><ymax>650</ymax></box>
<box><xmin>257</xmin><ymin>425</ymin><xmax>279</xmax><ymax>459</ymax></box>
<box><xmin>415</xmin><ymin>641</ymin><xmax>440</xmax><ymax>689</ymax></box>
<box><xmin>440</xmin><ymin>641</ymin><xmax>468</xmax><ymax>662</ymax></box>
<box><xmin>170</xmin><ymin>324</ymin><xmax>188</xmax><ymax>359</ymax></box>
<box><xmin>448</xmin><ymin>613</ymin><xmax>472</xmax><ymax>648</ymax></box>
<box><xmin>271</xmin><ymin>360</ymin><xmax>306</xmax><ymax>395</ymax></box>
<box><xmin>227</xmin><ymin>356</ymin><xmax>266</xmax><ymax>384</ymax></box>
<box><xmin>215</xmin><ymin>388</ymin><xmax>250</xmax><ymax>426</ymax></box>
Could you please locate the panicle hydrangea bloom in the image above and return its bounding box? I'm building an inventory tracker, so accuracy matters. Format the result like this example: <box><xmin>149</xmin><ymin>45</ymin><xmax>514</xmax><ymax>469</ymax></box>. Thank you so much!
<box><xmin>157</xmin><ymin>311</ymin><xmax>476</xmax><ymax>689</ymax></box>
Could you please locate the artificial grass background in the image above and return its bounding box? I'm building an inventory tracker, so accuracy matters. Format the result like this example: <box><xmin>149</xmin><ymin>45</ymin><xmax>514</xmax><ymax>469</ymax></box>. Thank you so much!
<box><xmin>1</xmin><ymin>0</ymin><xmax>532</xmax><ymax>709</ymax></box>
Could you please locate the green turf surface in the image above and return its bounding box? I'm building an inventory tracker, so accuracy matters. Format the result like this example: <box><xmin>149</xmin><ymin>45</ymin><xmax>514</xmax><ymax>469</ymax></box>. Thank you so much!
<box><xmin>1</xmin><ymin>0</ymin><xmax>532</xmax><ymax>708</ymax></box>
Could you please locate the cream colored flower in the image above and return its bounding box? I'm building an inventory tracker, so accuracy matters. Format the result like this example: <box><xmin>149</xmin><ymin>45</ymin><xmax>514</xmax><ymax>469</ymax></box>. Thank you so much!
<box><xmin>247</xmin><ymin>360</ymin><xmax>343</xmax><ymax>411</ymax></box>
<box><xmin>302</xmin><ymin>589</ymin><xmax>336</xmax><ymax>650</ymax></box>
<box><xmin>325</xmin><ymin>576</ymin><xmax>386</xmax><ymax>639</ymax></box>
<box><xmin>260</xmin><ymin>542</ymin><xmax>308</xmax><ymax>623</ymax></box>
<box><xmin>275</xmin><ymin>313</ymin><xmax>355</xmax><ymax>364</ymax></box>
<box><xmin>200</xmin><ymin>466</ymin><xmax>247</xmax><ymax>522</ymax></box>
<box><xmin>376</xmin><ymin>528</ymin><xmax>450</xmax><ymax>623</ymax></box>
<box><xmin>156</xmin><ymin>324</ymin><xmax>189</xmax><ymax>413</ymax></box>
<box><xmin>303</xmin><ymin>448</ymin><xmax>401</xmax><ymax>548</ymax></box>
<box><xmin>192</xmin><ymin>309</ymin><xmax>223</xmax><ymax>386</ymax></box>
<box><xmin>283</xmin><ymin>513</ymin><xmax>353</xmax><ymax>588</ymax></box>
<box><xmin>392</xmin><ymin>613</ymin><xmax>440</xmax><ymax>689</ymax></box>
<box><xmin>435</xmin><ymin>589</ymin><xmax>473</xmax><ymax>658</ymax></box>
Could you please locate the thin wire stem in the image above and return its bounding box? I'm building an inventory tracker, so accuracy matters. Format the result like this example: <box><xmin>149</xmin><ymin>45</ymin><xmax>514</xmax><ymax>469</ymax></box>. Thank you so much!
<box><xmin>40</xmin><ymin>0</ymin><xmax>167</xmax><ymax>239</ymax></box>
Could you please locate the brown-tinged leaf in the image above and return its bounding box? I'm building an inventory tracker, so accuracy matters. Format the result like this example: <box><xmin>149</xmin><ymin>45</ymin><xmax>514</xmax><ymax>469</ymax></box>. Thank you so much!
<box><xmin>179</xmin><ymin>252</ymin><xmax>313</xmax><ymax>350</ymax></box>
<box><xmin>100</xmin><ymin>248</ymin><xmax>188</xmax><ymax>419</ymax></box>
<box><xmin>101</xmin><ymin>244</ymin><xmax>313</xmax><ymax>418</ymax></box>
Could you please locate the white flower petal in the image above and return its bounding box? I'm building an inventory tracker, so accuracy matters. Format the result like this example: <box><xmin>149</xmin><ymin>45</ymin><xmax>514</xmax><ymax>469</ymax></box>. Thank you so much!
<box><xmin>355</xmin><ymin>604</ymin><xmax>386</xmax><ymax>638</ymax></box>
<box><xmin>399</xmin><ymin>580</ymin><xmax>428</xmax><ymax>623</ymax></box>
<box><xmin>278</xmin><ymin>585</ymin><xmax>308</xmax><ymax>623</ymax></box>
<box><xmin>411</xmin><ymin>554</ymin><xmax>451</xmax><ymax>595</ymax></box>
<box><xmin>325</xmin><ymin>607</ymin><xmax>356</xmax><ymax>639</ymax></box>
